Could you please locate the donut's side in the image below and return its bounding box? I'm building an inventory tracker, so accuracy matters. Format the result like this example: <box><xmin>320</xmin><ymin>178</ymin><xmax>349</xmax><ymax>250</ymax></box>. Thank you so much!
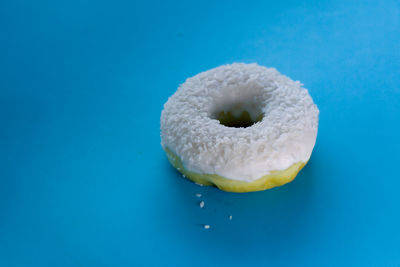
<box><xmin>164</xmin><ymin>147</ymin><xmax>306</xmax><ymax>193</ymax></box>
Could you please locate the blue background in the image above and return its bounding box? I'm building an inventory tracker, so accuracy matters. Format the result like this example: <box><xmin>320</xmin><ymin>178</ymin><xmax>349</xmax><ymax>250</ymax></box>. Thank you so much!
<box><xmin>1</xmin><ymin>0</ymin><xmax>399</xmax><ymax>266</ymax></box>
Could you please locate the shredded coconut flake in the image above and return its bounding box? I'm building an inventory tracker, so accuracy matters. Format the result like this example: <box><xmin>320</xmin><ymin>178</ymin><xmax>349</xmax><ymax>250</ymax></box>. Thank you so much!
<box><xmin>203</xmin><ymin>224</ymin><xmax>210</xmax><ymax>229</ymax></box>
<box><xmin>161</xmin><ymin>63</ymin><xmax>319</xmax><ymax>181</ymax></box>
<box><xmin>199</xmin><ymin>201</ymin><xmax>204</xmax><ymax>208</ymax></box>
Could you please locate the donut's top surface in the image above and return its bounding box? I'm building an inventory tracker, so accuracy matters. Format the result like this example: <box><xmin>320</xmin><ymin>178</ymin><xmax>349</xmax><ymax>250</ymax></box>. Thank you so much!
<box><xmin>161</xmin><ymin>63</ymin><xmax>319</xmax><ymax>181</ymax></box>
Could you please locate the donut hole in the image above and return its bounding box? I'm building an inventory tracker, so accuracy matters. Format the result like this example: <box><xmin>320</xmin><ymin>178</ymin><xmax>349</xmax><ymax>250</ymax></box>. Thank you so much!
<box><xmin>216</xmin><ymin>110</ymin><xmax>263</xmax><ymax>128</ymax></box>
<box><xmin>213</xmin><ymin>102</ymin><xmax>264</xmax><ymax>128</ymax></box>
<box><xmin>210</xmin><ymin>83</ymin><xmax>266</xmax><ymax>128</ymax></box>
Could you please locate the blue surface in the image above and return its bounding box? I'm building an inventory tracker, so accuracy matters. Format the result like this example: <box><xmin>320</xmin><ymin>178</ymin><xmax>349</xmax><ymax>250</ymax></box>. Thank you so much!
<box><xmin>1</xmin><ymin>0</ymin><xmax>400</xmax><ymax>266</ymax></box>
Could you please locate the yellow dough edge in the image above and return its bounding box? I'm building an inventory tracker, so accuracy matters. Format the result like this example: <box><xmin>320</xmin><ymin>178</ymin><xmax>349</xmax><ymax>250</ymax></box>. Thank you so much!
<box><xmin>164</xmin><ymin>147</ymin><xmax>307</xmax><ymax>193</ymax></box>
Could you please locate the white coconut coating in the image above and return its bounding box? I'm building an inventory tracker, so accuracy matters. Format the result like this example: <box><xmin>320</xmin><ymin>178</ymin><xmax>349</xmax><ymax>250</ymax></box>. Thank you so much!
<box><xmin>160</xmin><ymin>63</ymin><xmax>319</xmax><ymax>182</ymax></box>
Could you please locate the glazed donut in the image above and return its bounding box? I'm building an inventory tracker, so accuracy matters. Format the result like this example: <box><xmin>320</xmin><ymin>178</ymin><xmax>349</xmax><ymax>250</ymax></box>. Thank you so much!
<box><xmin>160</xmin><ymin>63</ymin><xmax>319</xmax><ymax>192</ymax></box>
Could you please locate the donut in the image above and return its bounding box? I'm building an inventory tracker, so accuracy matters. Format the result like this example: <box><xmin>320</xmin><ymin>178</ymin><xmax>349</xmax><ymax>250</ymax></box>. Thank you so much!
<box><xmin>160</xmin><ymin>63</ymin><xmax>319</xmax><ymax>193</ymax></box>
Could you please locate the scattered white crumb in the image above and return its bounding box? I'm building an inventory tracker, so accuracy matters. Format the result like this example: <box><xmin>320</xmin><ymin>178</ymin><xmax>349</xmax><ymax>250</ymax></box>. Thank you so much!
<box><xmin>229</xmin><ymin>215</ymin><xmax>233</xmax><ymax>220</ymax></box>
<box><xmin>182</xmin><ymin>174</ymin><xmax>186</xmax><ymax>178</ymax></box>
<box><xmin>195</xmin><ymin>183</ymin><xmax>204</xmax><ymax>187</ymax></box>
<box><xmin>195</xmin><ymin>193</ymin><xmax>202</xmax><ymax>198</ymax></box>
<box><xmin>203</xmin><ymin>224</ymin><xmax>210</xmax><ymax>229</ymax></box>
<box><xmin>199</xmin><ymin>201</ymin><xmax>205</xmax><ymax>208</ymax></box>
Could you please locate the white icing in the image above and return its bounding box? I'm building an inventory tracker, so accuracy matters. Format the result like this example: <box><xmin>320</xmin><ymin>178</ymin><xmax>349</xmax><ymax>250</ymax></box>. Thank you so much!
<box><xmin>160</xmin><ymin>63</ymin><xmax>319</xmax><ymax>182</ymax></box>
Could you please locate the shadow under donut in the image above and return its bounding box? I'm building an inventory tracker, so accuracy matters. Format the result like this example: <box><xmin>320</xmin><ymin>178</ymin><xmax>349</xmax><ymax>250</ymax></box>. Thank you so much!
<box><xmin>166</xmin><ymin>146</ymin><xmax>334</xmax><ymax>264</ymax></box>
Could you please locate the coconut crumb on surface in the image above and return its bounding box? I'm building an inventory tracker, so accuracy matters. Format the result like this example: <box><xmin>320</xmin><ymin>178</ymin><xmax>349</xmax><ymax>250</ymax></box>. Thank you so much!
<box><xmin>203</xmin><ymin>225</ymin><xmax>210</xmax><ymax>229</ymax></box>
<box><xmin>229</xmin><ymin>215</ymin><xmax>232</xmax><ymax>220</ymax></box>
<box><xmin>199</xmin><ymin>201</ymin><xmax>204</xmax><ymax>208</ymax></box>
<box><xmin>195</xmin><ymin>193</ymin><xmax>202</xmax><ymax>198</ymax></box>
